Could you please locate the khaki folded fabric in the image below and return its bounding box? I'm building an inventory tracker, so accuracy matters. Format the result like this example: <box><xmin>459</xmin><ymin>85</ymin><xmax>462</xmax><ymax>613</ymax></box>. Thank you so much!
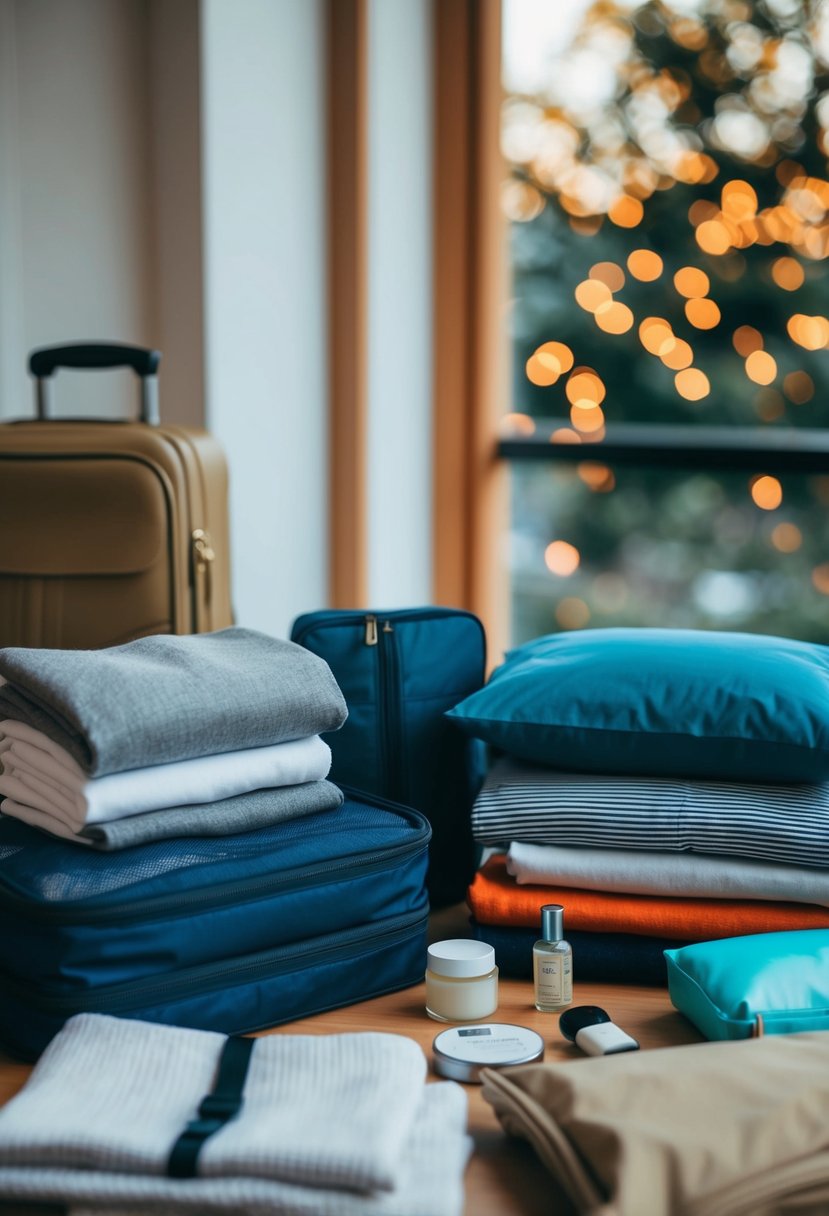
<box><xmin>481</xmin><ymin>1031</ymin><xmax>829</xmax><ymax>1216</ymax></box>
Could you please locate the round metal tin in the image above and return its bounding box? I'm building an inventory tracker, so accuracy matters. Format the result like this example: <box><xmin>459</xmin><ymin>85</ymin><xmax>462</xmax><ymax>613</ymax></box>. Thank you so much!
<box><xmin>432</xmin><ymin>1023</ymin><xmax>545</xmax><ymax>1083</ymax></box>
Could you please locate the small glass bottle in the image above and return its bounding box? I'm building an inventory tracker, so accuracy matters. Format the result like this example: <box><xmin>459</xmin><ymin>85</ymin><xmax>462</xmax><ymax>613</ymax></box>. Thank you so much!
<box><xmin>533</xmin><ymin>904</ymin><xmax>572</xmax><ymax>1012</ymax></box>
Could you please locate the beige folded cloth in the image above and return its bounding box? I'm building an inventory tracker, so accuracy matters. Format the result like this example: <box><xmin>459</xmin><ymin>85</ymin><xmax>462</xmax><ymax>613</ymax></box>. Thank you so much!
<box><xmin>482</xmin><ymin>1031</ymin><xmax>829</xmax><ymax>1216</ymax></box>
<box><xmin>0</xmin><ymin>723</ymin><xmax>331</xmax><ymax>831</ymax></box>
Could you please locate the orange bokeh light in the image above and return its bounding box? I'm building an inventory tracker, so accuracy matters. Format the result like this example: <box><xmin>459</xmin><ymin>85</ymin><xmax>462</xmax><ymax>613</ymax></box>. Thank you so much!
<box><xmin>674</xmin><ymin>368</ymin><xmax>710</xmax><ymax>400</ymax></box>
<box><xmin>566</xmin><ymin>370</ymin><xmax>606</xmax><ymax>406</ymax></box>
<box><xmin>695</xmin><ymin>219</ymin><xmax>731</xmax><ymax>255</ymax></box>
<box><xmin>787</xmin><ymin>314</ymin><xmax>829</xmax><ymax>351</ymax></box>
<box><xmin>812</xmin><ymin>564</ymin><xmax>829</xmax><ymax>595</ymax></box>
<box><xmin>673</xmin><ymin>266</ymin><xmax>710</xmax><ymax>298</ymax></box>
<box><xmin>639</xmin><ymin>317</ymin><xmax>675</xmax><ymax>357</ymax></box>
<box><xmin>535</xmin><ymin>341</ymin><xmax>575</xmax><ymax>374</ymax></box>
<box><xmin>627</xmin><ymin>250</ymin><xmax>663</xmax><ymax>282</ymax></box>
<box><xmin>733</xmin><ymin>326</ymin><xmax>763</xmax><ymax>357</ymax></box>
<box><xmin>750</xmin><ymin>475</ymin><xmax>783</xmax><ymax>510</ymax></box>
<box><xmin>688</xmin><ymin>199</ymin><xmax>719</xmax><ymax>226</ymax></box>
<box><xmin>570</xmin><ymin>403</ymin><xmax>606</xmax><ymax>433</ymax></box>
<box><xmin>771</xmin><ymin>257</ymin><xmax>805</xmax><ymax>291</ymax></box>
<box><xmin>595</xmin><ymin>302</ymin><xmax>634</xmax><ymax>334</ymax></box>
<box><xmin>577</xmin><ymin>462</ymin><xmax>615</xmax><ymax>492</ymax></box>
<box><xmin>721</xmin><ymin>180</ymin><xmax>758</xmax><ymax>221</ymax></box>
<box><xmin>545</xmin><ymin>541</ymin><xmax>580</xmax><ymax>576</ymax></box>
<box><xmin>745</xmin><ymin>350</ymin><xmax>777</xmax><ymax>385</ymax></box>
<box><xmin>575</xmin><ymin>279</ymin><xmax>613</xmax><ymax>313</ymax></box>
<box><xmin>771</xmin><ymin>523</ymin><xmax>802</xmax><ymax>553</ymax></box>
<box><xmin>684</xmin><ymin>298</ymin><xmax>721</xmax><ymax>329</ymax></box>
<box><xmin>590</xmin><ymin>262</ymin><xmax>625</xmax><ymax>291</ymax></box>
<box><xmin>783</xmin><ymin>371</ymin><xmax>814</xmax><ymax>404</ymax></box>
<box><xmin>660</xmin><ymin>338</ymin><xmax>694</xmax><ymax>370</ymax></box>
<box><xmin>608</xmin><ymin>195</ymin><xmax>644</xmax><ymax>228</ymax></box>
<box><xmin>525</xmin><ymin>354</ymin><xmax>560</xmax><ymax>386</ymax></box>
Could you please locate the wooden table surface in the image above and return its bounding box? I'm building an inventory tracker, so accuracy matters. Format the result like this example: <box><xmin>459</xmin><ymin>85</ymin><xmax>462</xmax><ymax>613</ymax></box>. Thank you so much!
<box><xmin>0</xmin><ymin>907</ymin><xmax>703</xmax><ymax>1215</ymax></box>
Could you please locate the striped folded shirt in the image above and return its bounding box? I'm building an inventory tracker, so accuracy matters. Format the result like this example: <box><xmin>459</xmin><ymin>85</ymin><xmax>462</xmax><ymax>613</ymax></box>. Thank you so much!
<box><xmin>473</xmin><ymin>757</ymin><xmax>829</xmax><ymax>869</ymax></box>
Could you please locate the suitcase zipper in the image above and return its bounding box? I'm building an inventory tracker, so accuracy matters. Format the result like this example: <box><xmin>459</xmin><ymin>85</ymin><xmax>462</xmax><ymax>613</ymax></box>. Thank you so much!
<box><xmin>0</xmin><ymin>800</ymin><xmax>430</xmax><ymax>925</ymax></box>
<box><xmin>1</xmin><ymin>907</ymin><xmax>427</xmax><ymax>1015</ymax></box>
<box><xmin>191</xmin><ymin>529</ymin><xmax>215</xmax><ymax>615</ymax></box>
<box><xmin>378</xmin><ymin>620</ymin><xmax>406</xmax><ymax>803</ymax></box>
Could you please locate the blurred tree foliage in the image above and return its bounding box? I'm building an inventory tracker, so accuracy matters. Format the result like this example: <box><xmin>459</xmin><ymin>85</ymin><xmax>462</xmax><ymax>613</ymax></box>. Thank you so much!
<box><xmin>503</xmin><ymin>0</ymin><xmax>829</xmax><ymax>643</ymax></box>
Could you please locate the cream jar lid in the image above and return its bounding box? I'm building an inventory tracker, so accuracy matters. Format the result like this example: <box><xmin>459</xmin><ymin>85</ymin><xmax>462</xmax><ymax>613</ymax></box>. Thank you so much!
<box><xmin>432</xmin><ymin>1024</ymin><xmax>545</xmax><ymax>1082</ymax></box>
<box><xmin>427</xmin><ymin>939</ymin><xmax>496</xmax><ymax>979</ymax></box>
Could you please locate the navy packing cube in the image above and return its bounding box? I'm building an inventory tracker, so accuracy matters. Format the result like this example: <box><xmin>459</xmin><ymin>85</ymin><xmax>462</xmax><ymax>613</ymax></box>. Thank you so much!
<box><xmin>291</xmin><ymin>607</ymin><xmax>486</xmax><ymax>908</ymax></box>
<box><xmin>0</xmin><ymin>789</ymin><xmax>430</xmax><ymax>1059</ymax></box>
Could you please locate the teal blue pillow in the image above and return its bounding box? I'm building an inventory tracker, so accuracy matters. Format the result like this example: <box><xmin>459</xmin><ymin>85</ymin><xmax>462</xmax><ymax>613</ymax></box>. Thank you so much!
<box><xmin>665</xmin><ymin>930</ymin><xmax>829</xmax><ymax>1040</ymax></box>
<box><xmin>446</xmin><ymin>627</ymin><xmax>829</xmax><ymax>781</ymax></box>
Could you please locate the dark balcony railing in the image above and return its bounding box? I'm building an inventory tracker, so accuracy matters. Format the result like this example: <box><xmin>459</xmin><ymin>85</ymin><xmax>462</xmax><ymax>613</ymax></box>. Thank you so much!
<box><xmin>498</xmin><ymin>421</ymin><xmax>829</xmax><ymax>474</ymax></box>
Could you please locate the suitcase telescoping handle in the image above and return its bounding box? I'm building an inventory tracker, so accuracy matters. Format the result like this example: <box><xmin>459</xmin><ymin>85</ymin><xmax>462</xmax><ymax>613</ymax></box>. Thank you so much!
<box><xmin>28</xmin><ymin>342</ymin><xmax>162</xmax><ymax>426</ymax></box>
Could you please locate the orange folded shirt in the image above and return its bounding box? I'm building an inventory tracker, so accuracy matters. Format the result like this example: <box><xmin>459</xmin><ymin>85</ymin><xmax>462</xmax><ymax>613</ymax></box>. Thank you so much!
<box><xmin>468</xmin><ymin>855</ymin><xmax>829</xmax><ymax>941</ymax></box>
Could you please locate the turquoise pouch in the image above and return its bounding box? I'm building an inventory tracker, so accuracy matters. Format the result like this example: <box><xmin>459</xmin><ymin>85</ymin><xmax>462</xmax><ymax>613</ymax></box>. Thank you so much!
<box><xmin>665</xmin><ymin>929</ymin><xmax>829</xmax><ymax>1040</ymax></box>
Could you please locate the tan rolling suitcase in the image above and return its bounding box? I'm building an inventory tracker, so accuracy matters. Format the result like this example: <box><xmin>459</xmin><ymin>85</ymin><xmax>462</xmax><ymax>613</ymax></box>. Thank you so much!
<box><xmin>0</xmin><ymin>343</ymin><xmax>232</xmax><ymax>649</ymax></box>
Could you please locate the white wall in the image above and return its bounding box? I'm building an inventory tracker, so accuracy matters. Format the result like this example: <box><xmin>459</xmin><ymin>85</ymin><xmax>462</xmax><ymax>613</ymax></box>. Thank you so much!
<box><xmin>0</xmin><ymin>0</ymin><xmax>156</xmax><ymax>420</ymax></box>
<box><xmin>366</xmin><ymin>0</ymin><xmax>433</xmax><ymax>606</ymax></box>
<box><xmin>201</xmin><ymin>0</ymin><xmax>328</xmax><ymax>637</ymax></box>
<box><xmin>0</xmin><ymin>0</ymin><xmax>434</xmax><ymax>632</ymax></box>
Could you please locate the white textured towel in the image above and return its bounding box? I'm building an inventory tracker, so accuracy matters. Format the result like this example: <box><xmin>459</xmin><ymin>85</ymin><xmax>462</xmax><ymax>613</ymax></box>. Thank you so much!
<box><xmin>0</xmin><ymin>1082</ymin><xmax>469</xmax><ymax>1216</ymax></box>
<box><xmin>506</xmin><ymin>841</ymin><xmax>829</xmax><ymax>907</ymax></box>
<box><xmin>0</xmin><ymin>721</ymin><xmax>331</xmax><ymax>832</ymax></box>
<box><xmin>0</xmin><ymin>1014</ymin><xmax>470</xmax><ymax>1209</ymax></box>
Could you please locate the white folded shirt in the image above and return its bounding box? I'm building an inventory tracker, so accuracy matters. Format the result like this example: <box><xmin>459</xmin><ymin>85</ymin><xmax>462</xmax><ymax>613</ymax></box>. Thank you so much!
<box><xmin>506</xmin><ymin>840</ymin><xmax>829</xmax><ymax>907</ymax></box>
<box><xmin>0</xmin><ymin>720</ymin><xmax>331</xmax><ymax>833</ymax></box>
<box><xmin>0</xmin><ymin>1013</ymin><xmax>470</xmax><ymax>1216</ymax></box>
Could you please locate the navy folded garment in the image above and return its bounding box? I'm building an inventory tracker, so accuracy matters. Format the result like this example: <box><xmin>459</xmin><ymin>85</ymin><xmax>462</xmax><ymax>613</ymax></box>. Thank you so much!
<box><xmin>469</xmin><ymin>918</ymin><xmax>680</xmax><ymax>987</ymax></box>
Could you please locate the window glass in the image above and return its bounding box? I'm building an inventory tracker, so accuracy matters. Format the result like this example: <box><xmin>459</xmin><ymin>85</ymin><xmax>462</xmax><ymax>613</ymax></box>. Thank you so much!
<box><xmin>502</xmin><ymin>0</ymin><xmax>829</xmax><ymax>643</ymax></box>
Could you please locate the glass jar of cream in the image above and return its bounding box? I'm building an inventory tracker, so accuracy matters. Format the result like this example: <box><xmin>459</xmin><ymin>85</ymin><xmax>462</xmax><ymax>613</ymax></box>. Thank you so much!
<box><xmin>425</xmin><ymin>939</ymin><xmax>499</xmax><ymax>1022</ymax></box>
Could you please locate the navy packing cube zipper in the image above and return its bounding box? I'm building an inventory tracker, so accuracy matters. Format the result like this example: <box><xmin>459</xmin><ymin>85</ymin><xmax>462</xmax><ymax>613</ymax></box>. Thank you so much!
<box><xmin>291</xmin><ymin>607</ymin><xmax>486</xmax><ymax>908</ymax></box>
<box><xmin>0</xmin><ymin>790</ymin><xmax>430</xmax><ymax>1059</ymax></box>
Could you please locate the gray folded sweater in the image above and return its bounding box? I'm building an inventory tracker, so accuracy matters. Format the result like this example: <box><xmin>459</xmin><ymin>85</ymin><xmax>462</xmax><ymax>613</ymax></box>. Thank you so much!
<box><xmin>0</xmin><ymin>629</ymin><xmax>347</xmax><ymax>777</ymax></box>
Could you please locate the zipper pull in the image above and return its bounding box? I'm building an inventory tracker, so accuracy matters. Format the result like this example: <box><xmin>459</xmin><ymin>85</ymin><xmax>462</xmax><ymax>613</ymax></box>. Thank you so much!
<box><xmin>365</xmin><ymin>614</ymin><xmax>378</xmax><ymax>646</ymax></box>
<box><xmin>382</xmin><ymin>620</ymin><xmax>394</xmax><ymax>634</ymax></box>
<box><xmin>192</xmin><ymin>529</ymin><xmax>215</xmax><ymax>605</ymax></box>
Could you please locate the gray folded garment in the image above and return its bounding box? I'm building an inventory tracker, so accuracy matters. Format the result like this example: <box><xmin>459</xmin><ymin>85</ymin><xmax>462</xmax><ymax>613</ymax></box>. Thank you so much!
<box><xmin>0</xmin><ymin>628</ymin><xmax>347</xmax><ymax>777</ymax></box>
<box><xmin>0</xmin><ymin>1013</ymin><xmax>470</xmax><ymax>1216</ymax></box>
<box><xmin>70</xmin><ymin>781</ymin><xmax>342</xmax><ymax>850</ymax></box>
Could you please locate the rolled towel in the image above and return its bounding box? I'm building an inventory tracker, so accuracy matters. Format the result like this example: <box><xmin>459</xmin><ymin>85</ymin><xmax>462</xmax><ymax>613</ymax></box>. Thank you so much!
<box><xmin>0</xmin><ymin>628</ymin><xmax>347</xmax><ymax>776</ymax></box>
<box><xmin>1</xmin><ymin>780</ymin><xmax>344</xmax><ymax>849</ymax></box>
<box><xmin>506</xmin><ymin>841</ymin><xmax>829</xmax><ymax>908</ymax></box>
<box><xmin>0</xmin><ymin>726</ymin><xmax>332</xmax><ymax>833</ymax></box>
<box><xmin>0</xmin><ymin>1014</ymin><xmax>469</xmax><ymax>1216</ymax></box>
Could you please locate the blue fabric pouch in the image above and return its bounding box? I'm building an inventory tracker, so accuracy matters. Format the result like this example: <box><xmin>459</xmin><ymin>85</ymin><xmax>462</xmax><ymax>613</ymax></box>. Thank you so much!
<box><xmin>0</xmin><ymin>789</ymin><xmax>430</xmax><ymax>1059</ymax></box>
<box><xmin>291</xmin><ymin>607</ymin><xmax>486</xmax><ymax>907</ymax></box>
<box><xmin>665</xmin><ymin>929</ymin><xmax>829</xmax><ymax>1040</ymax></box>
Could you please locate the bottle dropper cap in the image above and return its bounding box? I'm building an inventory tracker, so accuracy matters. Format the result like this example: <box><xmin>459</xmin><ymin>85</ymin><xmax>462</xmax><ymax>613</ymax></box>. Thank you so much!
<box><xmin>540</xmin><ymin>904</ymin><xmax>564</xmax><ymax>941</ymax></box>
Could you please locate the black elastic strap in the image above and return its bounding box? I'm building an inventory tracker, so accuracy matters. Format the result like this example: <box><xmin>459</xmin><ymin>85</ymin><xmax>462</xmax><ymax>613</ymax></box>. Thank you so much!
<box><xmin>167</xmin><ymin>1035</ymin><xmax>256</xmax><ymax>1179</ymax></box>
